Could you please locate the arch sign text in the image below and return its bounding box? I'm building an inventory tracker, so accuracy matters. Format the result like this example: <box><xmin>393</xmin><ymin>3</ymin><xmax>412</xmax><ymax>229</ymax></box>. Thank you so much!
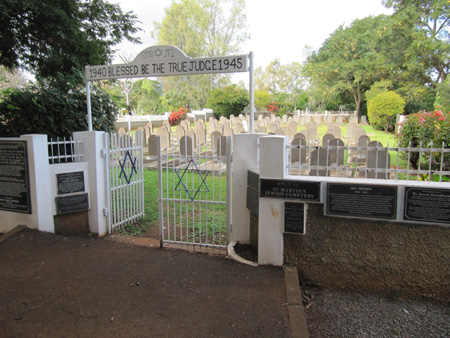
<box><xmin>85</xmin><ymin>45</ymin><xmax>248</xmax><ymax>81</ymax></box>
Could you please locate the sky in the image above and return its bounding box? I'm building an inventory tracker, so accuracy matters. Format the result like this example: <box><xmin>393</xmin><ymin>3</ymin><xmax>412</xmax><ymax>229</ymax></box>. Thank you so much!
<box><xmin>110</xmin><ymin>0</ymin><xmax>393</xmax><ymax>84</ymax></box>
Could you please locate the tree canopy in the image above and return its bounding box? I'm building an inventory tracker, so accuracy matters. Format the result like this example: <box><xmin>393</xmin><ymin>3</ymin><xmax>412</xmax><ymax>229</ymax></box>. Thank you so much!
<box><xmin>151</xmin><ymin>0</ymin><xmax>249</xmax><ymax>109</ymax></box>
<box><xmin>0</xmin><ymin>0</ymin><xmax>141</xmax><ymax>82</ymax></box>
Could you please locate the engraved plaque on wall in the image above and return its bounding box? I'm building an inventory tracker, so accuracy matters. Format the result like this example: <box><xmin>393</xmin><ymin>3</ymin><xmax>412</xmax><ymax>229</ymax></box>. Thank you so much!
<box><xmin>260</xmin><ymin>179</ymin><xmax>320</xmax><ymax>202</ymax></box>
<box><xmin>284</xmin><ymin>202</ymin><xmax>305</xmax><ymax>234</ymax></box>
<box><xmin>55</xmin><ymin>193</ymin><xmax>89</xmax><ymax>215</ymax></box>
<box><xmin>404</xmin><ymin>187</ymin><xmax>450</xmax><ymax>224</ymax></box>
<box><xmin>57</xmin><ymin>171</ymin><xmax>85</xmax><ymax>195</ymax></box>
<box><xmin>326</xmin><ymin>183</ymin><xmax>397</xmax><ymax>220</ymax></box>
<box><xmin>0</xmin><ymin>141</ymin><xmax>31</xmax><ymax>213</ymax></box>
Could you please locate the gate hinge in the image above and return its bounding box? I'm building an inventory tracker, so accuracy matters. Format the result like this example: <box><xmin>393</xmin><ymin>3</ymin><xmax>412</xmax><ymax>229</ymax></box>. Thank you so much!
<box><xmin>101</xmin><ymin>149</ymin><xmax>107</xmax><ymax>157</ymax></box>
<box><xmin>103</xmin><ymin>208</ymin><xmax>109</xmax><ymax>216</ymax></box>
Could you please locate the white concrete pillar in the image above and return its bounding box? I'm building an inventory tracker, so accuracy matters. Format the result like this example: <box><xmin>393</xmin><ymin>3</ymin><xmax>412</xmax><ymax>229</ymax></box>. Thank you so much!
<box><xmin>73</xmin><ymin>131</ymin><xmax>108</xmax><ymax>236</ymax></box>
<box><xmin>231</xmin><ymin>133</ymin><xmax>265</xmax><ymax>243</ymax></box>
<box><xmin>0</xmin><ymin>135</ymin><xmax>55</xmax><ymax>233</ymax></box>
<box><xmin>258</xmin><ymin>135</ymin><xmax>288</xmax><ymax>266</ymax></box>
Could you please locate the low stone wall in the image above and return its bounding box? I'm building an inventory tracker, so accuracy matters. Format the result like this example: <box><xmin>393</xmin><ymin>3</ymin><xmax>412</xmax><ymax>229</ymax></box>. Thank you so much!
<box><xmin>284</xmin><ymin>203</ymin><xmax>450</xmax><ymax>302</ymax></box>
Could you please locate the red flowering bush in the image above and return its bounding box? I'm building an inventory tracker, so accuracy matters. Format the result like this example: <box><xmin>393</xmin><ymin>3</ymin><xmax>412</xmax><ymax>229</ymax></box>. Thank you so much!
<box><xmin>397</xmin><ymin>109</ymin><xmax>450</xmax><ymax>171</ymax></box>
<box><xmin>266</xmin><ymin>101</ymin><xmax>280</xmax><ymax>114</ymax></box>
<box><xmin>168</xmin><ymin>107</ymin><xmax>188</xmax><ymax>126</ymax></box>
<box><xmin>266</xmin><ymin>101</ymin><xmax>294</xmax><ymax>115</ymax></box>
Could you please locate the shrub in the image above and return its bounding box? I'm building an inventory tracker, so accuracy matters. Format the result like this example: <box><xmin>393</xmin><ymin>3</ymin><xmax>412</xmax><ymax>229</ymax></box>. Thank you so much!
<box><xmin>367</xmin><ymin>91</ymin><xmax>405</xmax><ymax>132</ymax></box>
<box><xmin>397</xmin><ymin>110</ymin><xmax>450</xmax><ymax>172</ymax></box>
<box><xmin>266</xmin><ymin>101</ymin><xmax>294</xmax><ymax>115</ymax></box>
<box><xmin>206</xmin><ymin>85</ymin><xmax>249</xmax><ymax>119</ymax></box>
<box><xmin>0</xmin><ymin>84</ymin><xmax>117</xmax><ymax>138</ymax></box>
<box><xmin>168</xmin><ymin>107</ymin><xmax>188</xmax><ymax>126</ymax></box>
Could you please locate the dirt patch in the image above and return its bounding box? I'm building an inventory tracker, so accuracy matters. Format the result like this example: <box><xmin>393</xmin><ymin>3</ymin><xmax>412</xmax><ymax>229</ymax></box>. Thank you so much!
<box><xmin>0</xmin><ymin>229</ymin><xmax>290</xmax><ymax>338</ymax></box>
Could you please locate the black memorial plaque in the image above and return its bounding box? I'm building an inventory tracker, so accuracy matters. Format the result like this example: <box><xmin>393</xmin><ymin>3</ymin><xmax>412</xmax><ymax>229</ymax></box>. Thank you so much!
<box><xmin>0</xmin><ymin>141</ymin><xmax>31</xmax><ymax>214</ymax></box>
<box><xmin>260</xmin><ymin>179</ymin><xmax>320</xmax><ymax>202</ymax></box>
<box><xmin>326</xmin><ymin>183</ymin><xmax>397</xmax><ymax>220</ymax></box>
<box><xmin>57</xmin><ymin>171</ymin><xmax>85</xmax><ymax>195</ymax></box>
<box><xmin>284</xmin><ymin>202</ymin><xmax>305</xmax><ymax>234</ymax></box>
<box><xmin>404</xmin><ymin>187</ymin><xmax>450</xmax><ymax>224</ymax></box>
<box><xmin>55</xmin><ymin>193</ymin><xmax>89</xmax><ymax>215</ymax></box>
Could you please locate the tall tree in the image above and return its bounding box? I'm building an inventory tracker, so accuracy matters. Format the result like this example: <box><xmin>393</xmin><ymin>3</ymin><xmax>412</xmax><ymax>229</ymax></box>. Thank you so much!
<box><xmin>305</xmin><ymin>15</ymin><xmax>391</xmax><ymax>116</ymax></box>
<box><xmin>383</xmin><ymin>0</ymin><xmax>450</xmax><ymax>84</ymax></box>
<box><xmin>255</xmin><ymin>59</ymin><xmax>305</xmax><ymax>104</ymax></box>
<box><xmin>0</xmin><ymin>0</ymin><xmax>141</xmax><ymax>83</ymax></box>
<box><xmin>152</xmin><ymin>0</ymin><xmax>249</xmax><ymax>108</ymax></box>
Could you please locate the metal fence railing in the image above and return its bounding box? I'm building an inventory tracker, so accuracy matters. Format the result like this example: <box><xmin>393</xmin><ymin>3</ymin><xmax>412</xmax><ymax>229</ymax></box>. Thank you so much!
<box><xmin>287</xmin><ymin>141</ymin><xmax>450</xmax><ymax>183</ymax></box>
<box><xmin>106</xmin><ymin>131</ymin><xmax>145</xmax><ymax>233</ymax></box>
<box><xmin>48</xmin><ymin>137</ymin><xmax>83</xmax><ymax>164</ymax></box>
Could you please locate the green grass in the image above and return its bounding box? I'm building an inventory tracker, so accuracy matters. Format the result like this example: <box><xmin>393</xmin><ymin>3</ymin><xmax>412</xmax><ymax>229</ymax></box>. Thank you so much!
<box><xmin>115</xmin><ymin>168</ymin><xmax>228</xmax><ymax>240</ymax></box>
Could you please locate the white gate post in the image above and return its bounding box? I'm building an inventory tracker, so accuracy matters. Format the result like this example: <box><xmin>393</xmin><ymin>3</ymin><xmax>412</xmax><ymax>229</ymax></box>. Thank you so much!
<box><xmin>73</xmin><ymin>131</ymin><xmax>108</xmax><ymax>236</ymax></box>
<box><xmin>258</xmin><ymin>135</ymin><xmax>288</xmax><ymax>266</ymax></box>
<box><xmin>231</xmin><ymin>133</ymin><xmax>265</xmax><ymax>244</ymax></box>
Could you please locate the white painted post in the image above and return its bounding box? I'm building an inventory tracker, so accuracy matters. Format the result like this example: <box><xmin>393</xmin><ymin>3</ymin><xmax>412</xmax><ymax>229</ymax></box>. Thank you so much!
<box><xmin>73</xmin><ymin>131</ymin><xmax>108</xmax><ymax>236</ymax></box>
<box><xmin>231</xmin><ymin>133</ymin><xmax>265</xmax><ymax>244</ymax></box>
<box><xmin>86</xmin><ymin>81</ymin><xmax>92</xmax><ymax>132</ymax></box>
<box><xmin>249</xmin><ymin>51</ymin><xmax>255</xmax><ymax>134</ymax></box>
<box><xmin>258</xmin><ymin>135</ymin><xmax>288</xmax><ymax>266</ymax></box>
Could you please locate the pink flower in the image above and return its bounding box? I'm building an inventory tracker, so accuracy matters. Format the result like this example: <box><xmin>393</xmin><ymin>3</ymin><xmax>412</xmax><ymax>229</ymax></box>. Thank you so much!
<box><xmin>439</xmin><ymin>116</ymin><xmax>445</xmax><ymax>121</ymax></box>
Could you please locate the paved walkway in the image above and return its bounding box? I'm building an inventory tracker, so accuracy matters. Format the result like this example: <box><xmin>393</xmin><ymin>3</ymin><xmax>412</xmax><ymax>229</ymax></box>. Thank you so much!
<box><xmin>0</xmin><ymin>229</ymin><xmax>292</xmax><ymax>337</ymax></box>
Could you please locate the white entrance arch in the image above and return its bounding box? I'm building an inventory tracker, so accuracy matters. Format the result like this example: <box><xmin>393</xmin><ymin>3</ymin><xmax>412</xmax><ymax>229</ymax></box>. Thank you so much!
<box><xmin>85</xmin><ymin>45</ymin><xmax>255</xmax><ymax>132</ymax></box>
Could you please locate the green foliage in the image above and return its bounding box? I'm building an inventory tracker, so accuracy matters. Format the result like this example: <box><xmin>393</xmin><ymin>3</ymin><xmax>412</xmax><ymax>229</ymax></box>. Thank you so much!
<box><xmin>305</xmin><ymin>15</ymin><xmax>390</xmax><ymax>115</ymax></box>
<box><xmin>160</xmin><ymin>90</ymin><xmax>188</xmax><ymax>114</ymax></box>
<box><xmin>397</xmin><ymin>109</ymin><xmax>450</xmax><ymax>172</ymax></box>
<box><xmin>0</xmin><ymin>84</ymin><xmax>117</xmax><ymax>138</ymax></box>
<box><xmin>435</xmin><ymin>79</ymin><xmax>450</xmax><ymax>114</ymax></box>
<box><xmin>266</xmin><ymin>101</ymin><xmax>294</xmax><ymax>115</ymax></box>
<box><xmin>254</xmin><ymin>90</ymin><xmax>270</xmax><ymax>111</ymax></box>
<box><xmin>206</xmin><ymin>85</ymin><xmax>249</xmax><ymax>119</ymax></box>
<box><xmin>152</xmin><ymin>0</ymin><xmax>249</xmax><ymax>109</ymax></box>
<box><xmin>0</xmin><ymin>0</ymin><xmax>141</xmax><ymax>83</ymax></box>
<box><xmin>367</xmin><ymin>91</ymin><xmax>405</xmax><ymax>131</ymax></box>
<box><xmin>297</xmin><ymin>92</ymin><xmax>309</xmax><ymax>110</ymax></box>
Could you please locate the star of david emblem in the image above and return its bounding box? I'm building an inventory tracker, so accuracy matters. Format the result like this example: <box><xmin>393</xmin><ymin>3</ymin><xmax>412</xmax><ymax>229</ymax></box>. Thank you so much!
<box><xmin>155</xmin><ymin>48</ymin><xmax>163</xmax><ymax>57</ymax></box>
<box><xmin>174</xmin><ymin>159</ymin><xmax>210</xmax><ymax>201</ymax></box>
<box><xmin>119</xmin><ymin>150</ymin><xmax>138</xmax><ymax>184</ymax></box>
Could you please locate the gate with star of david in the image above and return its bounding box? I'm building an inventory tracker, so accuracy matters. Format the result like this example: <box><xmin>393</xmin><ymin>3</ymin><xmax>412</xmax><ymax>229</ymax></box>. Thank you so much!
<box><xmin>157</xmin><ymin>134</ymin><xmax>232</xmax><ymax>253</ymax></box>
<box><xmin>105</xmin><ymin>131</ymin><xmax>145</xmax><ymax>233</ymax></box>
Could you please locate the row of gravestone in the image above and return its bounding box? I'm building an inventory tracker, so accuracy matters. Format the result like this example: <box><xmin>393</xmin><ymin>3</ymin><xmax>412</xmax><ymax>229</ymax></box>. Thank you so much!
<box><xmin>290</xmin><ymin>135</ymin><xmax>390</xmax><ymax>179</ymax></box>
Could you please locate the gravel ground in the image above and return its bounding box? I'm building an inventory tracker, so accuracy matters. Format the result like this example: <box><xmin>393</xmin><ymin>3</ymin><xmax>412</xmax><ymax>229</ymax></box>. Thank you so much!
<box><xmin>304</xmin><ymin>287</ymin><xmax>450</xmax><ymax>338</ymax></box>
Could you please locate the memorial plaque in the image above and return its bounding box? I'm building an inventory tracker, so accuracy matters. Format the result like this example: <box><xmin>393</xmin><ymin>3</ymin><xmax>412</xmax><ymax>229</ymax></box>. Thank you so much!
<box><xmin>57</xmin><ymin>171</ymin><xmax>85</xmax><ymax>195</ymax></box>
<box><xmin>404</xmin><ymin>187</ymin><xmax>450</xmax><ymax>224</ymax></box>
<box><xmin>284</xmin><ymin>202</ymin><xmax>305</xmax><ymax>234</ymax></box>
<box><xmin>55</xmin><ymin>193</ymin><xmax>89</xmax><ymax>215</ymax></box>
<box><xmin>326</xmin><ymin>183</ymin><xmax>397</xmax><ymax>220</ymax></box>
<box><xmin>246</xmin><ymin>187</ymin><xmax>259</xmax><ymax>216</ymax></box>
<box><xmin>0</xmin><ymin>141</ymin><xmax>31</xmax><ymax>214</ymax></box>
<box><xmin>247</xmin><ymin>170</ymin><xmax>260</xmax><ymax>192</ymax></box>
<box><xmin>260</xmin><ymin>179</ymin><xmax>320</xmax><ymax>202</ymax></box>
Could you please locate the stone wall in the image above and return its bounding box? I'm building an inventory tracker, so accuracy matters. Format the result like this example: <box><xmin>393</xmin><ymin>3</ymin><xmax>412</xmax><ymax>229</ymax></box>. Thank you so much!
<box><xmin>284</xmin><ymin>203</ymin><xmax>450</xmax><ymax>301</ymax></box>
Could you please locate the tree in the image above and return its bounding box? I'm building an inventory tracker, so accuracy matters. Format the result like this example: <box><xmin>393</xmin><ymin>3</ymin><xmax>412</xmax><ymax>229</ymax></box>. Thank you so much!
<box><xmin>0</xmin><ymin>0</ymin><xmax>141</xmax><ymax>83</ymax></box>
<box><xmin>206</xmin><ymin>84</ymin><xmax>249</xmax><ymax>118</ymax></box>
<box><xmin>367</xmin><ymin>91</ymin><xmax>405</xmax><ymax>131</ymax></box>
<box><xmin>0</xmin><ymin>66</ymin><xmax>29</xmax><ymax>90</ymax></box>
<box><xmin>152</xmin><ymin>0</ymin><xmax>249</xmax><ymax>108</ymax></box>
<box><xmin>0</xmin><ymin>84</ymin><xmax>117</xmax><ymax>138</ymax></box>
<box><xmin>383</xmin><ymin>0</ymin><xmax>450</xmax><ymax>84</ymax></box>
<box><xmin>305</xmin><ymin>15</ymin><xmax>391</xmax><ymax>116</ymax></box>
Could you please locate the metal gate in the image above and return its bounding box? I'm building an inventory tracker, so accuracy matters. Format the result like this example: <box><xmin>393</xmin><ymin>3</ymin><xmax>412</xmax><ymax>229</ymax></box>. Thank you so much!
<box><xmin>105</xmin><ymin>131</ymin><xmax>145</xmax><ymax>233</ymax></box>
<box><xmin>158</xmin><ymin>134</ymin><xmax>232</xmax><ymax>253</ymax></box>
